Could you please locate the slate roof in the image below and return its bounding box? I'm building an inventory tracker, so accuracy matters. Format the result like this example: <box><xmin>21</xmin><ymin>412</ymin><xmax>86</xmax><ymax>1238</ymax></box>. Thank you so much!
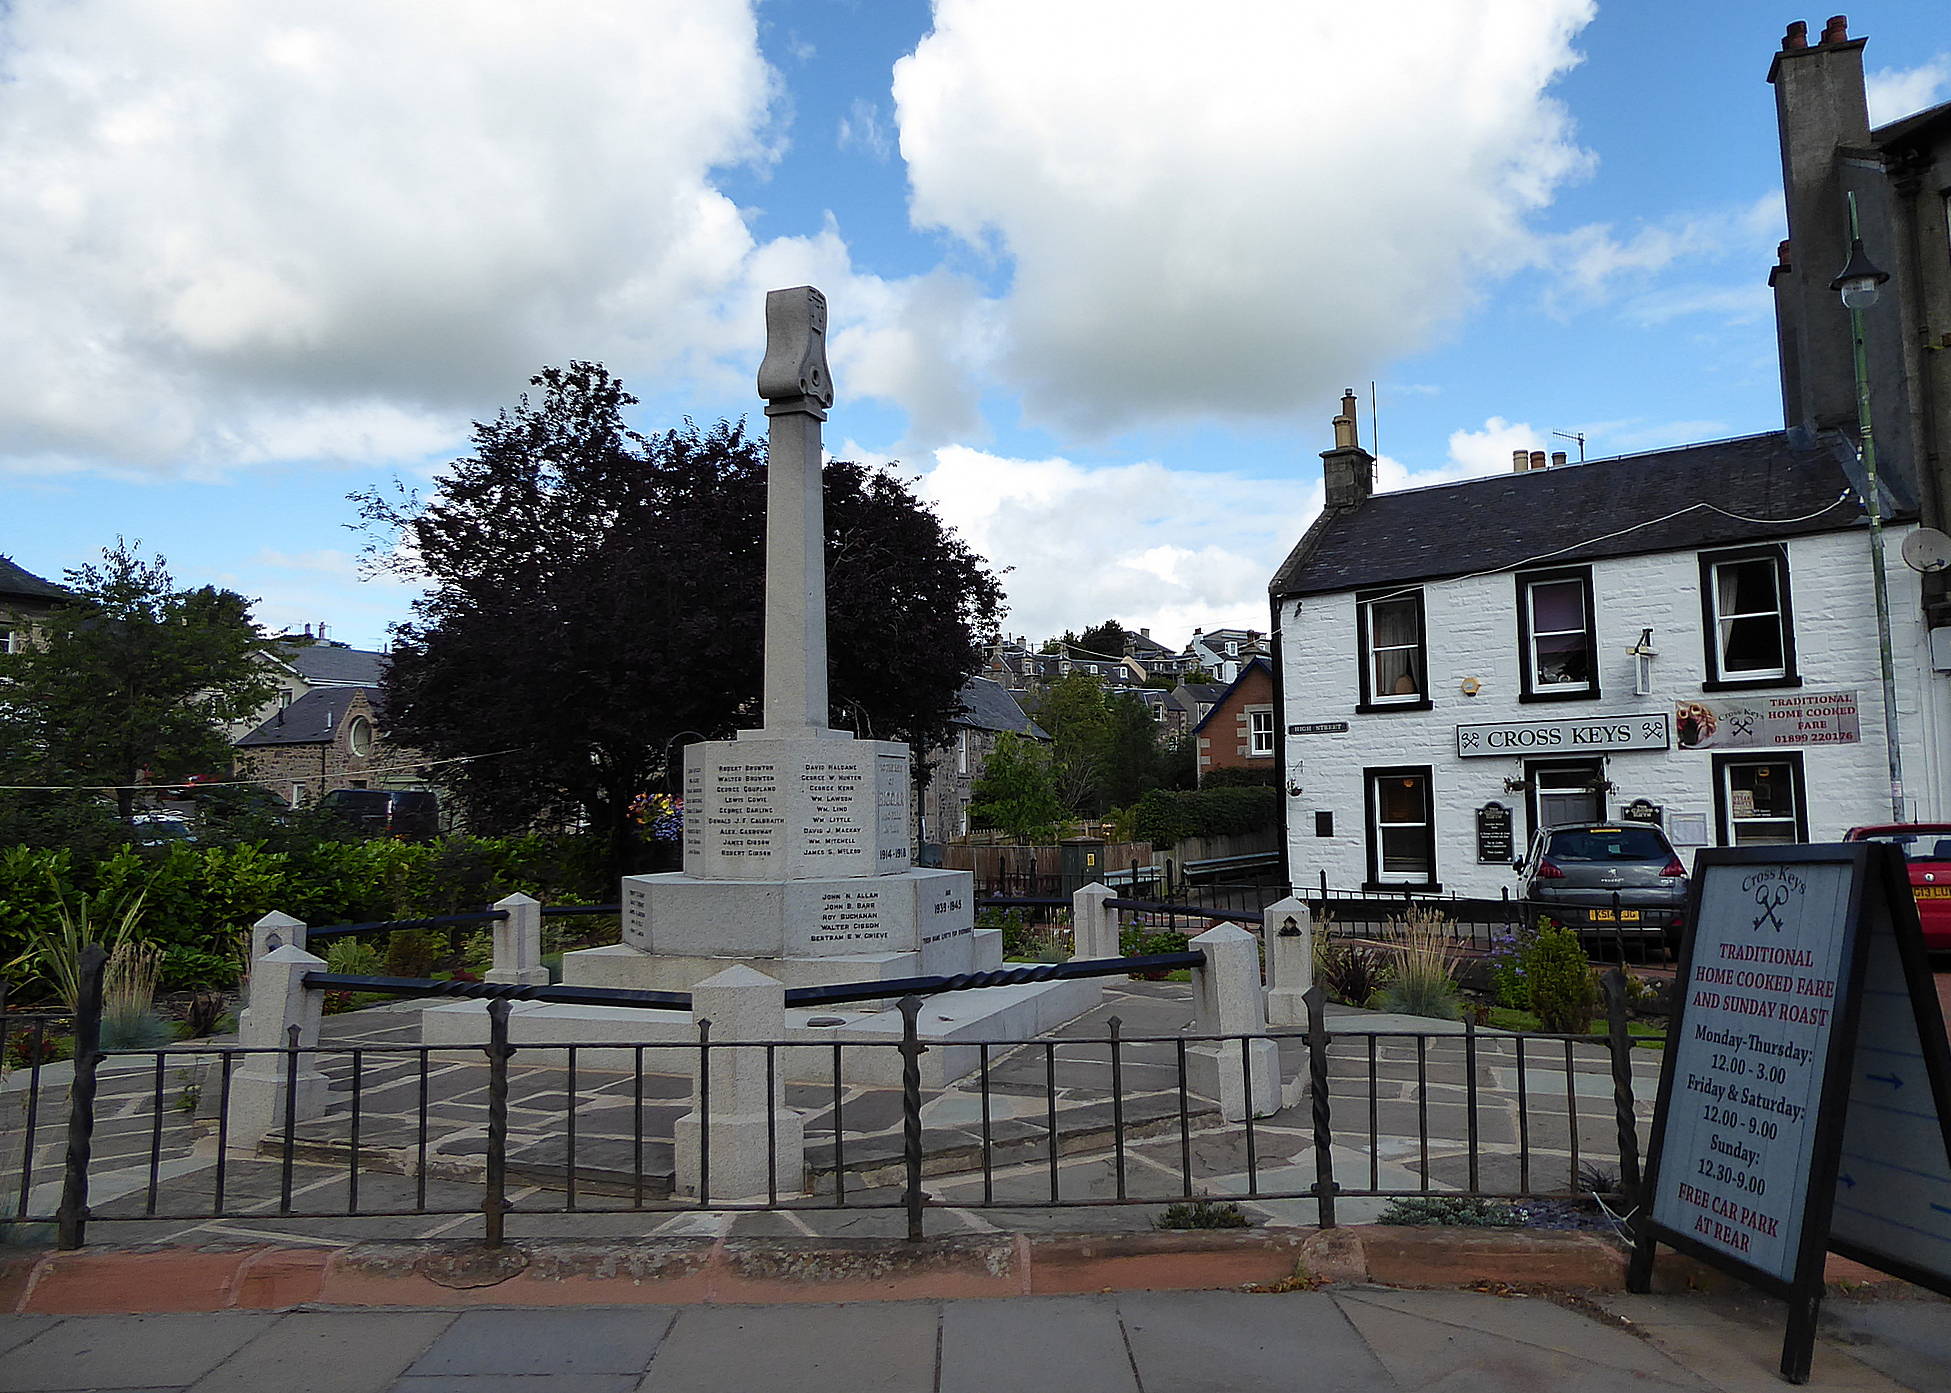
<box><xmin>1872</xmin><ymin>97</ymin><xmax>1951</xmax><ymax>150</ymax></box>
<box><xmin>1192</xmin><ymin>658</ymin><xmax>1273</xmax><ymax>735</ymax></box>
<box><xmin>237</xmin><ymin>687</ymin><xmax>376</xmax><ymax>747</ymax></box>
<box><xmin>276</xmin><ymin>641</ymin><xmax>389</xmax><ymax>687</ymax></box>
<box><xmin>1269</xmin><ymin>429</ymin><xmax>1898</xmax><ymax>599</ymax></box>
<box><xmin>0</xmin><ymin>556</ymin><xmax>67</xmax><ymax>602</ymax></box>
<box><xmin>1169</xmin><ymin>683</ymin><xmax>1227</xmax><ymax>715</ymax></box>
<box><xmin>952</xmin><ymin>676</ymin><xmax>1050</xmax><ymax>739</ymax></box>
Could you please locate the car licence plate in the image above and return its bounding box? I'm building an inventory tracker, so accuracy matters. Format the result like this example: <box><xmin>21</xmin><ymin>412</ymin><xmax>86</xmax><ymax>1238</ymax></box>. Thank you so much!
<box><xmin>1915</xmin><ymin>886</ymin><xmax>1951</xmax><ymax>898</ymax></box>
<box><xmin>1591</xmin><ymin>909</ymin><xmax>1642</xmax><ymax>922</ymax></box>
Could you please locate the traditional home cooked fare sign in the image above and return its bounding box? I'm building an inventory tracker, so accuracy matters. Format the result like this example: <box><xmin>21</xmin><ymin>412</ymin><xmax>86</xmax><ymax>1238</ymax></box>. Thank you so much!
<box><xmin>1456</xmin><ymin>712</ymin><xmax>1671</xmax><ymax>757</ymax></box>
<box><xmin>1648</xmin><ymin>859</ymin><xmax>1854</xmax><ymax>1280</ymax></box>
<box><xmin>1674</xmin><ymin>691</ymin><xmax>1860</xmax><ymax>750</ymax></box>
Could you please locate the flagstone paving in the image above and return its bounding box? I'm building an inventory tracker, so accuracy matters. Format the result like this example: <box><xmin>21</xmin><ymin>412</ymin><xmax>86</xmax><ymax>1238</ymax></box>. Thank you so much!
<box><xmin>3</xmin><ymin>982</ymin><xmax>1663</xmax><ymax>1245</ymax></box>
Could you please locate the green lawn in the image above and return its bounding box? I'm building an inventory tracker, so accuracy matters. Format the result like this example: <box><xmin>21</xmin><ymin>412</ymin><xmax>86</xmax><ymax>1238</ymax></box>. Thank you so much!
<box><xmin>1484</xmin><ymin>1006</ymin><xmax>1666</xmax><ymax>1047</ymax></box>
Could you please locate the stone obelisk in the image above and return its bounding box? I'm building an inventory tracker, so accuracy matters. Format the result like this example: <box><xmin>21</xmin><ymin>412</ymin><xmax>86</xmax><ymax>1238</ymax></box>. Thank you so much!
<box><xmin>753</xmin><ymin>287</ymin><xmax>842</xmax><ymax>739</ymax></box>
<box><xmin>606</xmin><ymin>286</ymin><xmax>986</xmax><ymax>985</ymax></box>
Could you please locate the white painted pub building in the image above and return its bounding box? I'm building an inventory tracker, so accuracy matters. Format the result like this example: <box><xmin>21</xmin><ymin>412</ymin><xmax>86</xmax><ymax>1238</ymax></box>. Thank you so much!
<box><xmin>1269</xmin><ymin>398</ymin><xmax>1950</xmax><ymax>899</ymax></box>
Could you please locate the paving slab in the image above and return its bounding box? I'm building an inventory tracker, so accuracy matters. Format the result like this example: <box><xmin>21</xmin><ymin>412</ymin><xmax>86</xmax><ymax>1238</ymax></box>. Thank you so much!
<box><xmin>1120</xmin><ymin>1288</ymin><xmax>1392</xmax><ymax>1393</ymax></box>
<box><xmin>0</xmin><ymin>1316</ymin><xmax>61</xmax><ymax>1359</ymax></box>
<box><xmin>640</xmin><ymin>1301</ymin><xmax>939</xmax><ymax>1393</ymax></box>
<box><xmin>1596</xmin><ymin>1296</ymin><xmax>1920</xmax><ymax>1393</ymax></box>
<box><xmin>1337</xmin><ymin>1287</ymin><xmax>1681</xmax><ymax>1378</ymax></box>
<box><xmin>1332</xmin><ymin>1294</ymin><xmax>1706</xmax><ymax>1393</ymax></box>
<box><xmin>1818</xmin><ymin>1298</ymin><xmax>1951</xmax><ymax>1393</ymax></box>
<box><xmin>189</xmin><ymin>1311</ymin><xmax>456</xmax><ymax>1393</ymax></box>
<box><xmin>403</xmin><ymin>1308</ymin><xmax>675</xmax><ymax>1377</ymax></box>
<box><xmin>937</xmin><ymin>1295</ymin><xmax>1134</xmax><ymax>1393</ymax></box>
<box><xmin>393</xmin><ymin>1378</ymin><xmax>640</xmax><ymax>1393</ymax></box>
<box><xmin>0</xmin><ymin>1312</ymin><xmax>279</xmax><ymax>1391</ymax></box>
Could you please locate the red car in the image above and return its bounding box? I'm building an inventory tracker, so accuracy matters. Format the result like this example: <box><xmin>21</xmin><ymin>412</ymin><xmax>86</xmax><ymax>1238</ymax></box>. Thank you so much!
<box><xmin>1844</xmin><ymin>824</ymin><xmax>1951</xmax><ymax>951</ymax></box>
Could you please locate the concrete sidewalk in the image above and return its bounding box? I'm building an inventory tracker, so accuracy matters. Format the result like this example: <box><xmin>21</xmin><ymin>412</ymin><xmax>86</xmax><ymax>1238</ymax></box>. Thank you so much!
<box><xmin>1</xmin><ymin>1286</ymin><xmax>1945</xmax><ymax>1393</ymax></box>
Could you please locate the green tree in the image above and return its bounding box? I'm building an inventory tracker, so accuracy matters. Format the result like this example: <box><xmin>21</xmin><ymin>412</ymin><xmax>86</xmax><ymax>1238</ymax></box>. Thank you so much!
<box><xmin>1101</xmin><ymin>691</ymin><xmax>1164</xmax><ymax>807</ymax></box>
<box><xmin>0</xmin><ymin>541</ymin><xmax>278</xmax><ymax>822</ymax></box>
<box><xmin>966</xmin><ymin>733</ymin><xmax>1066</xmax><ymax>841</ymax></box>
<box><xmin>354</xmin><ymin>362</ymin><xmax>1004</xmax><ymax>879</ymax></box>
<box><xmin>1075</xmin><ymin>619</ymin><xmax>1131</xmax><ymax>658</ymax></box>
<box><xmin>1029</xmin><ymin>672</ymin><xmax>1113</xmax><ymax>814</ymax></box>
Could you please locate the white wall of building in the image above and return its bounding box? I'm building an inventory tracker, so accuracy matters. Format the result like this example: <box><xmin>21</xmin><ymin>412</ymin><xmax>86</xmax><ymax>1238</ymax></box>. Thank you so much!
<box><xmin>1278</xmin><ymin>524</ymin><xmax>1948</xmax><ymax>897</ymax></box>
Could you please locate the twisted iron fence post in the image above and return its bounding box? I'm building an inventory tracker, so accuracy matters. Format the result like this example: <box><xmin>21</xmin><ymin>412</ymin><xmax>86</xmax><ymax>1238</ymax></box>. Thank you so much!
<box><xmin>1303</xmin><ymin>984</ymin><xmax>1338</xmax><ymax>1229</ymax></box>
<box><xmin>898</xmin><ymin>994</ymin><xmax>926</xmax><ymax>1241</ymax></box>
<box><xmin>56</xmin><ymin>943</ymin><xmax>107</xmax><ymax>1250</ymax></box>
<box><xmin>484</xmin><ymin>997</ymin><xmax>513</xmax><ymax>1245</ymax></box>
<box><xmin>1602</xmin><ymin>968</ymin><xmax>1643</xmax><ymax>1217</ymax></box>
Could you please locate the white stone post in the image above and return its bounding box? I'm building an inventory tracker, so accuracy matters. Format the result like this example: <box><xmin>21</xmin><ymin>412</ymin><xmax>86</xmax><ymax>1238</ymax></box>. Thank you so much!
<box><xmin>1263</xmin><ymin>895</ymin><xmax>1314</xmax><ymax>1028</ymax></box>
<box><xmin>226</xmin><ymin>944</ymin><xmax>331</xmax><ymax>1151</ymax></box>
<box><xmin>675</xmin><ymin>965</ymin><xmax>805</xmax><ymax>1199</ymax></box>
<box><xmin>238</xmin><ymin>911</ymin><xmax>306</xmax><ymax>1037</ymax></box>
<box><xmin>1187</xmin><ymin>922</ymin><xmax>1281</xmax><ymax>1120</ymax></box>
<box><xmin>486</xmin><ymin>892</ymin><xmax>548</xmax><ymax>986</ymax></box>
<box><xmin>1072</xmin><ymin>881</ymin><xmax>1119</xmax><ymax>960</ymax></box>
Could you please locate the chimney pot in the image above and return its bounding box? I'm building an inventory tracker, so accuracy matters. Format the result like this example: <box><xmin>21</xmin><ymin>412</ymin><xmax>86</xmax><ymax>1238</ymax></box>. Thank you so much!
<box><xmin>1512</xmin><ymin>449</ymin><xmax>1530</xmax><ymax>473</ymax></box>
<box><xmin>1783</xmin><ymin>19</ymin><xmax>1808</xmax><ymax>49</ymax></box>
<box><xmin>1776</xmin><ymin>239</ymin><xmax>1792</xmax><ymax>268</ymax></box>
<box><xmin>1551</xmin><ymin>451</ymin><xmax>1568</xmax><ymax>468</ymax></box>
<box><xmin>1821</xmin><ymin>15</ymin><xmax>1847</xmax><ymax>44</ymax></box>
<box><xmin>1530</xmin><ymin>451</ymin><xmax>1548</xmax><ymax>470</ymax></box>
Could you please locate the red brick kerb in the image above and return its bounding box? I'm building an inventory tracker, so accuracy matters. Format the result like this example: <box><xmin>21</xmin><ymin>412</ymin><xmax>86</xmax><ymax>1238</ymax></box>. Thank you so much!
<box><xmin>0</xmin><ymin>1229</ymin><xmax>1911</xmax><ymax>1314</ymax></box>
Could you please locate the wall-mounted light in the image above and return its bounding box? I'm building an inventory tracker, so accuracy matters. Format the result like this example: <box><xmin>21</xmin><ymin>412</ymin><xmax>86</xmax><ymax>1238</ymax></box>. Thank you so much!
<box><xmin>1626</xmin><ymin>627</ymin><xmax>1657</xmax><ymax>696</ymax></box>
<box><xmin>1286</xmin><ymin>780</ymin><xmax>1304</xmax><ymax>797</ymax></box>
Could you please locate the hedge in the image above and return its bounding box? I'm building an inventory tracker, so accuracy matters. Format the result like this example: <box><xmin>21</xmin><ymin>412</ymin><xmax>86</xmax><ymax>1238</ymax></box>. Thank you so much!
<box><xmin>1127</xmin><ymin>785</ymin><xmax>1279</xmax><ymax>848</ymax></box>
<box><xmin>0</xmin><ymin>834</ymin><xmax>607</xmax><ymax>996</ymax></box>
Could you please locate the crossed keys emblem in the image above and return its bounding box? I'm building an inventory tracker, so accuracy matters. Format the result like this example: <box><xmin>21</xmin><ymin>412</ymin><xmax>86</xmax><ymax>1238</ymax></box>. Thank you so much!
<box><xmin>1729</xmin><ymin>712</ymin><xmax>1757</xmax><ymax>738</ymax></box>
<box><xmin>1753</xmin><ymin>883</ymin><xmax>1790</xmax><ymax>932</ymax></box>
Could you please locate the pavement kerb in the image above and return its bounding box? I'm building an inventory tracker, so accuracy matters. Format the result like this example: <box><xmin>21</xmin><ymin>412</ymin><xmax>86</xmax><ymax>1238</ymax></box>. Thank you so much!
<box><xmin>0</xmin><ymin>1227</ymin><xmax>1923</xmax><ymax>1314</ymax></box>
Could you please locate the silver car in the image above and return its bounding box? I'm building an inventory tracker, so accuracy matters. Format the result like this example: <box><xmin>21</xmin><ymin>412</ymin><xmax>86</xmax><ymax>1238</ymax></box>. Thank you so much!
<box><xmin>1518</xmin><ymin>821</ymin><xmax>1689</xmax><ymax>941</ymax></box>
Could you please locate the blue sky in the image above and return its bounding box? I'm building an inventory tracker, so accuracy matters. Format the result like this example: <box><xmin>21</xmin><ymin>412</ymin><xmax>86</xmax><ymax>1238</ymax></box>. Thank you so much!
<box><xmin>3</xmin><ymin>1</ymin><xmax>1947</xmax><ymax>653</ymax></box>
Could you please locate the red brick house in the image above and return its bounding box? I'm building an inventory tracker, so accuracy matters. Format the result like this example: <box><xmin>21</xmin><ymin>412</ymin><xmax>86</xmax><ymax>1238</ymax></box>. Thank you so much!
<box><xmin>1192</xmin><ymin>657</ymin><xmax>1277</xmax><ymax>784</ymax></box>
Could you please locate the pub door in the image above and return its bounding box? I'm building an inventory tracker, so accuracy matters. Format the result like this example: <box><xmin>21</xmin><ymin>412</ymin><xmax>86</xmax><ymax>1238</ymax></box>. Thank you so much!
<box><xmin>1528</xmin><ymin>759</ymin><xmax>1605</xmax><ymax>837</ymax></box>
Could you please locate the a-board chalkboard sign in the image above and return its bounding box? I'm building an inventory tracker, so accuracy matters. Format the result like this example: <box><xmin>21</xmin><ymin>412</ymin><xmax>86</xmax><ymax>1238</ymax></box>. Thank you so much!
<box><xmin>1475</xmin><ymin>803</ymin><xmax>1514</xmax><ymax>863</ymax></box>
<box><xmin>1627</xmin><ymin>842</ymin><xmax>1951</xmax><ymax>1383</ymax></box>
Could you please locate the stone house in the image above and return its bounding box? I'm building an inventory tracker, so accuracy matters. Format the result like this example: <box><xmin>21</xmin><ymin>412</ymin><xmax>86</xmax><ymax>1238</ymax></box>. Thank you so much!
<box><xmin>233</xmin><ymin>686</ymin><xmax>410</xmax><ymax>807</ymax></box>
<box><xmin>919</xmin><ymin>676</ymin><xmax>1050</xmax><ymax>843</ymax></box>
<box><xmin>1193</xmin><ymin>657</ymin><xmax>1276</xmax><ymax>784</ymax></box>
<box><xmin>1163</xmin><ymin>681</ymin><xmax>1227</xmax><ymax>742</ymax></box>
<box><xmin>1768</xmin><ymin>17</ymin><xmax>1951</xmax><ymax>630</ymax></box>
<box><xmin>0</xmin><ymin>556</ymin><xmax>67</xmax><ymax>656</ymax></box>
<box><xmin>228</xmin><ymin>634</ymin><xmax>390</xmax><ymax>740</ymax></box>
<box><xmin>1269</xmin><ymin>394</ymin><xmax>1938</xmax><ymax>898</ymax></box>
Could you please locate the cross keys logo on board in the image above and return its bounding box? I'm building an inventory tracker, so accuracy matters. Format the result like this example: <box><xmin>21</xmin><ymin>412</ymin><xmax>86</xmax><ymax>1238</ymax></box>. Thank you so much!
<box><xmin>1742</xmin><ymin>867</ymin><xmax>1806</xmax><ymax>933</ymax></box>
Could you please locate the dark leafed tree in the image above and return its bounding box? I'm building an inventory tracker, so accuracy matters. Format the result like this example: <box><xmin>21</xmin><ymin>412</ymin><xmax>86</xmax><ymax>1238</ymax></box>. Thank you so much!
<box><xmin>354</xmin><ymin>362</ymin><xmax>1004</xmax><ymax>878</ymax></box>
<box><xmin>1074</xmin><ymin>619</ymin><xmax>1131</xmax><ymax>658</ymax></box>
<box><xmin>0</xmin><ymin>540</ymin><xmax>279</xmax><ymax>821</ymax></box>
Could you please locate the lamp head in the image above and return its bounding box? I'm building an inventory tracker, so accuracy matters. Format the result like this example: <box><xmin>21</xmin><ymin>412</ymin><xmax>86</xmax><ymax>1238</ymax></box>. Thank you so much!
<box><xmin>1831</xmin><ymin>238</ymin><xmax>1889</xmax><ymax>310</ymax></box>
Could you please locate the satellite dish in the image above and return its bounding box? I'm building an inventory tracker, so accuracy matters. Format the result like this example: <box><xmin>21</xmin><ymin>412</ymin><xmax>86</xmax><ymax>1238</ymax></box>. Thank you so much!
<box><xmin>1901</xmin><ymin>528</ymin><xmax>1951</xmax><ymax>574</ymax></box>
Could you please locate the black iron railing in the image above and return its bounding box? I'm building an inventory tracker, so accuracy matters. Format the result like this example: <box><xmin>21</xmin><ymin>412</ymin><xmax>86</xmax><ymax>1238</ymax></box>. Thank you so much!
<box><xmin>2</xmin><ymin>951</ymin><xmax>1653</xmax><ymax>1250</ymax></box>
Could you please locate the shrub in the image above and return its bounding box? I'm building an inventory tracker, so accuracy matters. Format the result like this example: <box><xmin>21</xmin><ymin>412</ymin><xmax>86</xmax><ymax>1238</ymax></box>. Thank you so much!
<box><xmin>1315</xmin><ymin>941</ymin><xmax>1391</xmax><ymax>1007</ymax></box>
<box><xmin>383</xmin><ymin>928</ymin><xmax>442</xmax><ymax>979</ymax></box>
<box><xmin>1154</xmin><ymin>1198</ymin><xmax>1250</xmax><ymax>1229</ymax></box>
<box><xmin>1375</xmin><ymin>910</ymin><xmax>1461</xmax><ymax>1021</ymax></box>
<box><xmin>323</xmin><ymin>938</ymin><xmax>385</xmax><ymax>976</ymax></box>
<box><xmin>1523</xmin><ymin>922</ymin><xmax>1597</xmax><ymax>1034</ymax></box>
<box><xmin>1127</xmin><ymin>786</ymin><xmax>1278</xmax><ymax>848</ymax></box>
<box><xmin>1377</xmin><ymin>1196</ymin><xmax>1524</xmax><ymax>1227</ymax></box>
<box><xmin>100</xmin><ymin>941</ymin><xmax>172</xmax><ymax>1051</ymax></box>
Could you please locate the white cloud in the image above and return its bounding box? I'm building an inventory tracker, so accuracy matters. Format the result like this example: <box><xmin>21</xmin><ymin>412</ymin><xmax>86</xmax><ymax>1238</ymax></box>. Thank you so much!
<box><xmin>891</xmin><ymin>0</ymin><xmax>1597</xmax><ymax>437</ymax></box>
<box><xmin>1867</xmin><ymin>56</ymin><xmax>1951</xmax><ymax>126</ymax></box>
<box><xmin>915</xmin><ymin>446</ymin><xmax>1318</xmax><ymax>644</ymax></box>
<box><xmin>837</xmin><ymin>99</ymin><xmax>893</xmax><ymax>162</ymax></box>
<box><xmin>1541</xmin><ymin>194</ymin><xmax>1781</xmax><ymax>314</ymax></box>
<box><xmin>0</xmin><ymin>0</ymin><xmax>781</xmax><ymax>476</ymax></box>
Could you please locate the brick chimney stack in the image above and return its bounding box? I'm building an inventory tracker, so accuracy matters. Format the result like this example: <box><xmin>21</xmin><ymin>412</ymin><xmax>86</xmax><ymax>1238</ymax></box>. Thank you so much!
<box><xmin>1321</xmin><ymin>387</ymin><xmax>1375</xmax><ymax>509</ymax></box>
